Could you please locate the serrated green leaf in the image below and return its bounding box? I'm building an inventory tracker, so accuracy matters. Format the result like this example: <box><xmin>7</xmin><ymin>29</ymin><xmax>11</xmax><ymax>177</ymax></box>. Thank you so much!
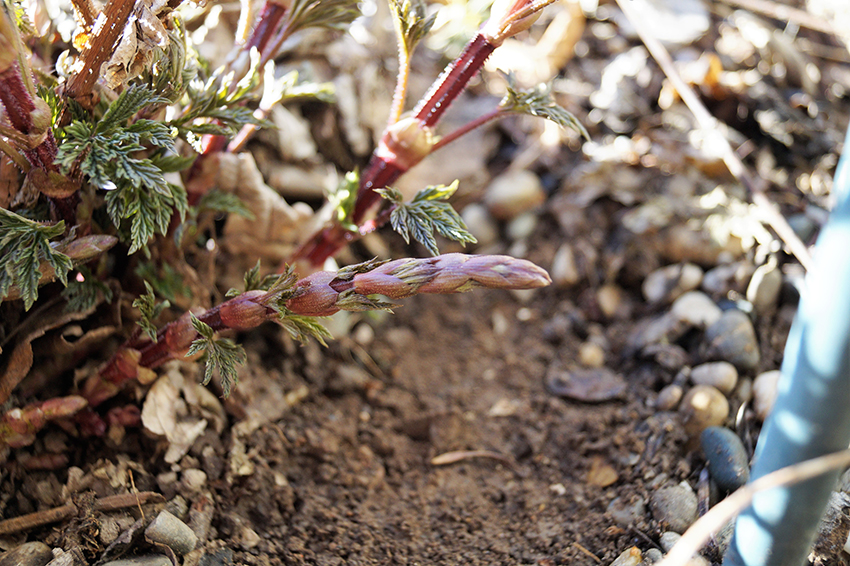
<box><xmin>133</xmin><ymin>281</ymin><xmax>171</xmax><ymax>341</ymax></box>
<box><xmin>97</xmin><ymin>85</ymin><xmax>171</xmax><ymax>134</ymax></box>
<box><xmin>500</xmin><ymin>73</ymin><xmax>589</xmax><ymax>140</ymax></box>
<box><xmin>277</xmin><ymin>311</ymin><xmax>333</xmax><ymax>346</ymax></box>
<box><xmin>390</xmin><ymin>0</ymin><xmax>436</xmax><ymax>55</ymax></box>
<box><xmin>329</xmin><ymin>170</ymin><xmax>360</xmax><ymax>227</ymax></box>
<box><xmin>63</xmin><ymin>268</ymin><xmax>113</xmax><ymax>312</ymax></box>
<box><xmin>198</xmin><ymin>189</ymin><xmax>255</xmax><ymax>220</ymax></box>
<box><xmin>381</xmin><ymin>181</ymin><xmax>476</xmax><ymax>256</ymax></box>
<box><xmin>0</xmin><ymin>208</ymin><xmax>72</xmax><ymax>310</ymax></box>
<box><xmin>187</xmin><ymin>314</ymin><xmax>247</xmax><ymax>398</ymax></box>
<box><xmin>335</xmin><ymin>289</ymin><xmax>397</xmax><ymax>312</ymax></box>
<box><xmin>284</xmin><ymin>0</ymin><xmax>360</xmax><ymax>34</ymax></box>
<box><xmin>150</xmin><ymin>153</ymin><xmax>197</xmax><ymax>173</ymax></box>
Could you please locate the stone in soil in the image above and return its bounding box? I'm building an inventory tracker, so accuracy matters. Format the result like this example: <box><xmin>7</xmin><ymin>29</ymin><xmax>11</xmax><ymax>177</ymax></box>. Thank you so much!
<box><xmin>690</xmin><ymin>361</ymin><xmax>738</xmax><ymax>396</ymax></box>
<box><xmin>671</xmin><ymin>291</ymin><xmax>722</xmax><ymax>328</ymax></box>
<box><xmin>703</xmin><ymin>310</ymin><xmax>760</xmax><ymax>371</ymax></box>
<box><xmin>651</xmin><ymin>483</ymin><xmax>698</xmax><ymax>533</ymax></box>
<box><xmin>101</xmin><ymin>556</ymin><xmax>172</xmax><ymax>566</ymax></box>
<box><xmin>484</xmin><ymin>169</ymin><xmax>545</xmax><ymax>220</ymax></box>
<box><xmin>461</xmin><ymin>203</ymin><xmax>499</xmax><ymax>247</ymax></box>
<box><xmin>642</xmin><ymin>263</ymin><xmax>704</xmax><ymax>304</ymax></box>
<box><xmin>746</xmin><ymin>259</ymin><xmax>782</xmax><ymax>314</ymax></box>
<box><xmin>655</xmin><ymin>384</ymin><xmax>683</xmax><ymax>411</ymax></box>
<box><xmin>752</xmin><ymin>370</ymin><xmax>781</xmax><ymax>421</ymax></box>
<box><xmin>609</xmin><ymin>547</ymin><xmax>642</xmax><ymax>566</ymax></box>
<box><xmin>607</xmin><ymin>495</ymin><xmax>647</xmax><ymax>528</ymax></box>
<box><xmin>551</xmin><ymin>243</ymin><xmax>581</xmax><ymax>287</ymax></box>
<box><xmin>145</xmin><ymin>510</ymin><xmax>198</xmax><ymax>555</ymax></box>
<box><xmin>700</xmin><ymin>426</ymin><xmax>750</xmax><ymax>493</ymax></box>
<box><xmin>680</xmin><ymin>385</ymin><xmax>730</xmax><ymax>436</ymax></box>
<box><xmin>0</xmin><ymin>542</ymin><xmax>52</xmax><ymax>566</ymax></box>
<box><xmin>545</xmin><ymin>366</ymin><xmax>627</xmax><ymax>402</ymax></box>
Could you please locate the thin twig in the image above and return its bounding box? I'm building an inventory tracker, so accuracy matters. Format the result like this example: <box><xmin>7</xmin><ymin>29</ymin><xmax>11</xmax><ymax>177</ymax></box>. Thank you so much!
<box><xmin>430</xmin><ymin>449</ymin><xmax>515</xmax><ymax>467</ymax></box>
<box><xmin>718</xmin><ymin>0</ymin><xmax>835</xmax><ymax>35</ymax></box>
<box><xmin>572</xmin><ymin>542</ymin><xmax>603</xmax><ymax>563</ymax></box>
<box><xmin>0</xmin><ymin>491</ymin><xmax>164</xmax><ymax>535</ymax></box>
<box><xmin>431</xmin><ymin>107</ymin><xmax>504</xmax><ymax>152</ymax></box>
<box><xmin>615</xmin><ymin>0</ymin><xmax>814</xmax><ymax>271</ymax></box>
<box><xmin>657</xmin><ymin>448</ymin><xmax>850</xmax><ymax>566</ymax></box>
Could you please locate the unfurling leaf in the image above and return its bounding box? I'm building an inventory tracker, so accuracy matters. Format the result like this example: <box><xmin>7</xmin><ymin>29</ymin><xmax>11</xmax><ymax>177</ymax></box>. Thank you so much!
<box><xmin>198</xmin><ymin>189</ymin><xmax>255</xmax><ymax>220</ymax></box>
<box><xmin>329</xmin><ymin>170</ymin><xmax>360</xmax><ymax>230</ymax></box>
<box><xmin>500</xmin><ymin>72</ymin><xmax>589</xmax><ymax>140</ymax></box>
<box><xmin>277</xmin><ymin>311</ymin><xmax>333</xmax><ymax>346</ymax></box>
<box><xmin>187</xmin><ymin>314</ymin><xmax>247</xmax><ymax>398</ymax></box>
<box><xmin>378</xmin><ymin>180</ymin><xmax>477</xmax><ymax>256</ymax></box>
<box><xmin>284</xmin><ymin>0</ymin><xmax>360</xmax><ymax>34</ymax></box>
<box><xmin>390</xmin><ymin>0</ymin><xmax>436</xmax><ymax>55</ymax></box>
<box><xmin>63</xmin><ymin>268</ymin><xmax>113</xmax><ymax>312</ymax></box>
<box><xmin>133</xmin><ymin>282</ymin><xmax>170</xmax><ymax>341</ymax></box>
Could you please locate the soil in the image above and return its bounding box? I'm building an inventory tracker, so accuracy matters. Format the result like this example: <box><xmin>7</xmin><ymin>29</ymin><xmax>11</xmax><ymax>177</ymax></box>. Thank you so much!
<box><xmin>2</xmin><ymin>0</ymin><xmax>850</xmax><ymax>565</ymax></box>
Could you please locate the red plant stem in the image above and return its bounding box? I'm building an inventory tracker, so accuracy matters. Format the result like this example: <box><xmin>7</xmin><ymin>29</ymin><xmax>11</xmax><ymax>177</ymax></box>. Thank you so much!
<box><xmin>245</xmin><ymin>0</ymin><xmax>289</xmax><ymax>53</ymax></box>
<box><xmin>290</xmin><ymin>34</ymin><xmax>498</xmax><ymax>269</ymax></box>
<box><xmin>412</xmin><ymin>34</ymin><xmax>496</xmax><ymax>128</ymax></box>
<box><xmin>431</xmin><ymin>107</ymin><xmax>503</xmax><ymax>153</ymax></box>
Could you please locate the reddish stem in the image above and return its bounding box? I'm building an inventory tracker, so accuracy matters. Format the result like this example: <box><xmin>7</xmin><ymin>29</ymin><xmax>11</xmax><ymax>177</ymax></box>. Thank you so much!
<box><xmin>245</xmin><ymin>0</ymin><xmax>289</xmax><ymax>53</ymax></box>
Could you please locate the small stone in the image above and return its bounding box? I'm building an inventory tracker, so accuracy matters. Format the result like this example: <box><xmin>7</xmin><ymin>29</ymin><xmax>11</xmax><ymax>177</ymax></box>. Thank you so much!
<box><xmin>145</xmin><ymin>510</ymin><xmax>198</xmax><ymax>555</ymax></box>
<box><xmin>690</xmin><ymin>362</ymin><xmax>738</xmax><ymax>396</ymax></box>
<box><xmin>609</xmin><ymin>547</ymin><xmax>642</xmax><ymax>566</ymax></box>
<box><xmin>461</xmin><ymin>204</ymin><xmax>499</xmax><ymax>247</ymax></box>
<box><xmin>702</xmin><ymin>262</ymin><xmax>755</xmax><ymax>295</ymax></box>
<box><xmin>643</xmin><ymin>548</ymin><xmax>664</xmax><ymax>564</ymax></box>
<box><xmin>659</xmin><ymin>531</ymin><xmax>682</xmax><ymax>552</ymax></box>
<box><xmin>746</xmin><ymin>259</ymin><xmax>782</xmax><ymax>314</ymax></box>
<box><xmin>701</xmin><ymin>426</ymin><xmax>750</xmax><ymax>492</ymax></box>
<box><xmin>506</xmin><ymin>211</ymin><xmax>538</xmax><ymax>241</ymax></box>
<box><xmin>181</xmin><ymin>468</ymin><xmax>207</xmax><ymax>493</ymax></box>
<box><xmin>671</xmin><ymin>291</ymin><xmax>722</xmax><ymax>328</ymax></box>
<box><xmin>642</xmin><ymin>263</ymin><xmax>704</xmax><ymax>304</ymax></box>
<box><xmin>546</xmin><ymin>367</ymin><xmax>627</xmax><ymax>402</ymax></box>
<box><xmin>587</xmin><ymin>456</ymin><xmax>619</xmax><ymax>487</ymax></box>
<box><xmin>551</xmin><ymin>243</ymin><xmax>581</xmax><ymax>287</ymax></box>
<box><xmin>607</xmin><ymin>496</ymin><xmax>647</xmax><ymax>527</ymax></box>
<box><xmin>327</xmin><ymin>364</ymin><xmax>371</xmax><ymax>394</ymax></box>
<box><xmin>102</xmin><ymin>556</ymin><xmax>171</xmax><ymax>566</ymax></box>
<box><xmin>239</xmin><ymin>526</ymin><xmax>261</xmax><ymax>549</ymax></box>
<box><xmin>753</xmin><ymin>370</ymin><xmax>781</xmax><ymax>421</ymax></box>
<box><xmin>579</xmin><ymin>342</ymin><xmax>606</xmax><ymax>368</ymax></box>
<box><xmin>704</xmin><ymin>310</ymin><xmax>760</xmax><ymax>371</ymax></box>
<box><xmin>651</xmin><ymin>483</ymin><xmax>698</xmax><ymax>533</ymax></box>
<box><xmin>0</xmin><ymin>542</ymin><xmax>52</xmax><ymax>566</ymax></box>
<box><xmin>680</xmin><ymin>385</ymin><xmax>730</xmax><ymax>436</ymax></box>
<box><xmin>655</xmin><ymin>384</ymin><xmax>683</xmax><ymax>411</ymax></box>
<box><xmin>484</xmin><ymin>169</ymin><xmax>545</xmax><ymax>220</ymax></box>
<box><xmin>598</xmin><ymin>284</ymin><xmax>625</xmax><ymax>319</ymax></box>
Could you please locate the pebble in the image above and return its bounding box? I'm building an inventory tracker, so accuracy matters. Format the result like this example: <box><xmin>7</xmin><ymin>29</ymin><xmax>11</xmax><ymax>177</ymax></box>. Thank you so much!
<box><xmin>642</xmin><ymin>263</ymin><xmax>704</xmax><ymax>304</ymax></box>
<box><xmin>102</xmin><ymin>557</ymin><xmax>171</xmax><ymax>566</ymax></box>
<box><xmin>643</xmin><ymin>548</ymin><xmax>664</xmax><ymax>563</ymax></box>
<box><xmin>598</xmin><ymin>284</ymin><xmax>626</xmax><ymax>319</ymax></box>
<box><xmin>702</xmin><ymin>262</ymin><xmax>754</xmax><ymax>295</ymax></box>
<box><xmin>609</xmin><ymin>547</ymin><xmax>642</xmax><ymax>566</ymax></box>
<box><xmin>607</xmin><ymin>496</ymin><xmax>647</xmax><ymax>527</ymax></box>
<box><xmin>181</xmin><ymin>468</ymin><xmax>207</xmax><ymax>493</ymax></box>
<box><xmin>484</xmin><ymin>169</ymin><xmax>545</xmax><ymax>220</ymax></box>
<box><xmin>703</xmin><ymin>310</ymin><xmax>760</xmax><ymax>371</ymax></box>
<box><xmin>506</xmin><ymin>211</ymin><xmax>538</xmax><ymax>241</ymax></box>
<box><xmin>752</xmin><ymin>370</ymin><xmax>781</xmax><ymax>421</ymax></box>
<box><xmin>701</xmin><ymin>426</ymin><xmax>750</xmax><ymax>492</ymax></box>
<box><xmin>650</xmin><ymin>483</ymin><xmax>698</xmax><ymax>533</ymax></box>
<box><xmin>670</xmin><ymin>291</ymin><xmax>722</xmax><ymax>328</ymax></box>
<box><xmin>546</xmin><ymin>367</ymin><xmax>627</xmax><ymax>402</ymax></box>
<box><xmin>746</xmin><ymin>259</ymin><xmax>782</xmax><ymax>314</ymax></box>
<box><xmin>145</xmin><ymin>510</ymin><xmax>198</xmax><ymax>555</ymax></box>
<box><xmin>680</xmin><ymin>385</ymin><xmax>730</xmax><ymax>436</ymax></box>
<box><xmin>659</xmin><ymin>531</ymin><xmax>682</xmax><ymax>552</ymax></box>
<box><xmin>461</xmin><ymin>204</ymin><xmax>499</xmax><ymax>247</ymax></box>
<box><xmin>0</xmin><ymin>542</ymin><xmax>52</xmax><ymax>566</ymax></box>
<box><xmin>655</xmin><ymin>384</ymin><xmax>683</xmax><ymax>411</ymax></box>
<box><xmin>579</xmin><ymin>342</ymin><xmax>606</xmax><ymax>368</ymax></box>
<box><xmin>551</xmin><ymin>243</ymin><xmax>581</xmax><ymax>287</ymax></box>
<box><xmin>690</xmin><ymin>362</ymin><xmax>738</xmax><ymax>396</ymax></box>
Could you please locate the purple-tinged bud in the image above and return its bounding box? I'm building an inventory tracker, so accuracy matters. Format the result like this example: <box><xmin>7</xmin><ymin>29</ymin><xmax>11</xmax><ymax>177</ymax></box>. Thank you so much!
<box><xmin>166</xmin><ymin>311</ymin><xmax>201</xmax><ymax>356</ymax></box>
<box><xmin>39</xmin><ymin>396</ymin><xmax>88</xmax><ymax>419</ymax></box>
<box><xmin>219</xmin><ymin>290</ymin><xmax>269</xmax><ymax>330</ymax></box>
<box><xmin>351</xmin><ymin>272</ymin><xmax>410</xmax><ymax>299</ymax></box>
<box><xmin>285</xmin><ymin>272</ymin><xmax>341</xmax><ymax>316</ymax></box>
<box><xmin>376</xmin><ymin>117</ymin><xmax>435</xmax><ymax>171</ymax></box>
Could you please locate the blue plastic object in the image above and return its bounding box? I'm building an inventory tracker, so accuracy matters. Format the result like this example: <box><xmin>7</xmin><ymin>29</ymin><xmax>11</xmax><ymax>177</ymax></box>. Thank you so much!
<box><xmin>723</xmin><ymin>125</ymin><xmax>850</xmax><ymax>565</ymax></box>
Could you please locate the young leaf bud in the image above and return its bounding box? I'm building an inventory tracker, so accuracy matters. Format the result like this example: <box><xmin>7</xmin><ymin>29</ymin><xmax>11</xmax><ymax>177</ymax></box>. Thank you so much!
<box><xmin>219</xmin><ymin>290</ymin><xmax>269</xmax><ymax>330</ymax></box>
<box><xmin>376</xmin><ymin>117</ymin><xmax>434</xmax><ymax>170</ymax></box>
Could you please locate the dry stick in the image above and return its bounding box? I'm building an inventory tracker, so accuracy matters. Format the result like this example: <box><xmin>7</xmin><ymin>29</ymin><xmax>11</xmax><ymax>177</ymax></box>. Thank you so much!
<box><xmin>657</xmin><ymin>448</ymin><xmax>850</xmax><ymax>566</ymax></box>
<box><xmin>615</xmin><ymin>0</ymin><xmax>814</xmax><ymax>272</ymax></box>
<box><xmin>63</xmin><ymin>0</ymin><xmax>136</xmax><ymax>107</ymax></box>
<box><xmin>718</xmin><ymin>0</ymin><xmax>835</xmax><ymax>35</ymax></box>
<box><xmin>0</xmin><ymin>491</ymin><xmax>164</xmax><ymax>535</ymax></box>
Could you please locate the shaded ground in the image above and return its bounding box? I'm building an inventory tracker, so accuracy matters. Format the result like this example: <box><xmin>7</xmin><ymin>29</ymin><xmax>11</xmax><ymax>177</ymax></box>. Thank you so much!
<box><xmin>2</xmin><ymin>0</ymin><xmax>850</xmax><ymax>564</ymax></box>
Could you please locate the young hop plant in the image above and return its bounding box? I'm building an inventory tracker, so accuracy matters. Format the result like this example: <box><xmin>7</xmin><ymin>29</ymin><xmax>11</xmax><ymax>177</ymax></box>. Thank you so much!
<box><xmin>0</xmin><ymin>0</ymin><xmax>580</xmax><ymax>451</ymax></box>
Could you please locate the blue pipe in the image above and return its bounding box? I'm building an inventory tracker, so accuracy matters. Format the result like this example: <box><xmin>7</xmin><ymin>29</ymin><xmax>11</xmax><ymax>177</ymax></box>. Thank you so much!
<box><xmin>723</xmin><ymin>125</ymin><xmax>850</xmax><ymax>565</ymax></box>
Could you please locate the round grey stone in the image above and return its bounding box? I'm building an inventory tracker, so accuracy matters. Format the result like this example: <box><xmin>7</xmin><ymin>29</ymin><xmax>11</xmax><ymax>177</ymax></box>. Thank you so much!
<box><xmin>703</xmin><ymin>310</ymin><xmax>760</xmax><ymax>371</ymax></box>
<box><xmin>607</xmin><ymin>495</ymin><xmax>647</xmax><ymax>528</ymax></box>
<box><xmin>102</xmin><ymin>556</ymin><xmax>171</xmax><ymax>566</ymax></box>
<box><xmin>650</xmin><ymin>483</ymin><xmax>698</xmax><ymax>534</ymax></box>
<box><xmin>701</xmin><ymin>426</ymin><xmax>750</xmax><ymax>493</ymax></box>
<box><xmin>690</xmin><ymin>361</ymin><xmax>738</xmax><ymax>396</ymax></box>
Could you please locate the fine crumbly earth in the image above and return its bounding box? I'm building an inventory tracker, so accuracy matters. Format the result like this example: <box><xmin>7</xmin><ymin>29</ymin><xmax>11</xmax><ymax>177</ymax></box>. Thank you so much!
<box><xmin>2</xmin><ymin>0</ymin><xmax>849</xmax><ymax>563</ymax></box>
